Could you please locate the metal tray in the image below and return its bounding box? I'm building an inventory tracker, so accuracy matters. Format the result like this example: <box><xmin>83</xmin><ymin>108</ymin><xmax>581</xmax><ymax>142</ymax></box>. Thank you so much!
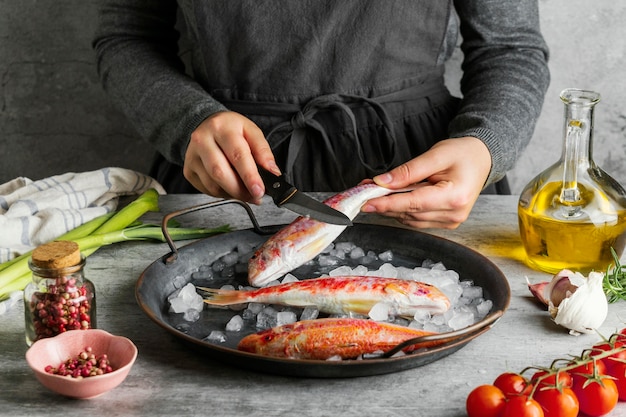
<box><xmin>136</xmin><ymin>202</ymin><xmax>510</xmax><ymax>378</ymax></box>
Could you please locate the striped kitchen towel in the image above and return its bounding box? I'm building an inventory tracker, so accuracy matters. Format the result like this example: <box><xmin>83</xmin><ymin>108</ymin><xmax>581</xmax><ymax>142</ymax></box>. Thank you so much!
<box><xmin>0</xmin><ymin>167</ymin><xmax>165</xmax><ymax>263</ymax></box>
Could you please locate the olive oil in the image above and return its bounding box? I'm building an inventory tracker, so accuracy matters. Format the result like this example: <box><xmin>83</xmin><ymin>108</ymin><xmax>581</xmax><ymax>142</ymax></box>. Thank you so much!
<box><xmin>519</xmin><ymin>181</ymin><xmax>626</xmax><ymax>274</ymax></box>
<box><xmin>518</xmin><ymin>89</ymin><xmax>626</xmax><ymax>275</ymax></box>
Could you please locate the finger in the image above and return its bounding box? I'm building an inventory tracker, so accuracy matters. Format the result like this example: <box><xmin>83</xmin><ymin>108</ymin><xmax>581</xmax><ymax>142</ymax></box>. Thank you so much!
<box><xmin>213</xmin><ymin>129</ymin><xmax>264</xmax><ymax>201</ymax></box>
<box><xmin>373</xmin><ymin>152</ymin><xmax>448</xmax><ymax>189</ymax></box>
<box><xmin>187</xmin><ymin>133</ymin><xmax>255</xmax><ymax>201</ymax></box>
<box><xmin>364</xmin><ymin>181</ymin><xmax>457</xmax><ymax>214</ymax></box>
<box><xmin>245</xmin><ymin>122</ymin><xmax>281</xmax><ymax>176</ymax></box>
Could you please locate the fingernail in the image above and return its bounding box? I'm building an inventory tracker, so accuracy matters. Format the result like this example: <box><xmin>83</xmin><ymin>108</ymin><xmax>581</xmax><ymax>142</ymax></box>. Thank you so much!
<box><xmin>374</xmin><ymin>173</ymin><xmax>392</xmax><ymax>185</ymax></box>
<box><xmin>268</xmin><ymin>161</ymin><xmax>281</xmax><ymax>176</ymax></box>
<box><xmin>251</xmin><ymin>184</ymin><xmax>264</xmax><ymax>199</ymax></box>
<box><xmin>361</xmin><ymin>204</ymin><xmax>375</xmax><ymax>213</ymax></box>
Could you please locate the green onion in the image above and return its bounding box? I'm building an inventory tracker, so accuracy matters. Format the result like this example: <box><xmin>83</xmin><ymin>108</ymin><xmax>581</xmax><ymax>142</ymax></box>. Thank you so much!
<box><xmin>0</xmin><ymin>189</ymin><xmax>230</xmax><ymax>301</ymax></box>
<box><xmin>0</xmin><ymin>212</ymin><xmax>115</xmax><ymax>273</ymax></box>
<box><xmin>603</xmin><ymin>247</ymin><xmax>626</xmax><ymax>303</ymax></box>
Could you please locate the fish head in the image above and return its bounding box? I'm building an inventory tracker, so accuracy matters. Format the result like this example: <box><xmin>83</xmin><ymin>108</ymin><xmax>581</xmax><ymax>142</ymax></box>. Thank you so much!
<box><xmin>247</xmin><ymin>242</ymin><xmax>291</xmax><ymax>287</ymax></box>
<box><xmin>238</xmin><ymin>324</ymin><xmax>295</xmax><ymax>356</ymax></box>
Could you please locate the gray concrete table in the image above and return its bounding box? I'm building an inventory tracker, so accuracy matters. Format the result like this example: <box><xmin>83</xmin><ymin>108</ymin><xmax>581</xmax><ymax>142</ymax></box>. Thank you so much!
<box><xmin>2</xmin><ymin>194</ymin><xmax>626</xmax><ymax>417</ymax></box>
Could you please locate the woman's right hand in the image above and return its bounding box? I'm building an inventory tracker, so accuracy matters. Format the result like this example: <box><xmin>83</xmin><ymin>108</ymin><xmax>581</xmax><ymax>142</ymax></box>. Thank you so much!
<box><xmin>183</xmin><ymin>111</ymin><xmax>280</xmax><ymax>203</ymax></box>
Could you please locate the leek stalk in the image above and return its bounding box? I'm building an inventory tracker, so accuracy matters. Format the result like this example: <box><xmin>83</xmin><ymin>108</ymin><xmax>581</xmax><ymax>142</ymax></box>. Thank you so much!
<box><xmin>0</xmin><ymin>188</ymin><xmax>230</xmax><ymax>301</ymax></box>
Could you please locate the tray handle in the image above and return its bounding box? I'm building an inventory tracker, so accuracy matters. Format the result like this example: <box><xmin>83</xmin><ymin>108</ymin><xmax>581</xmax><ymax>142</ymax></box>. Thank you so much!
<box><xmin>375</xmin><ymin>309</ymin><xmax>505</xmax><ymax>359</ymax></box>
<box><xmin>161</xmin><ymin>199</ymin><xmax>280</xmax><ymax>265</ymax></box>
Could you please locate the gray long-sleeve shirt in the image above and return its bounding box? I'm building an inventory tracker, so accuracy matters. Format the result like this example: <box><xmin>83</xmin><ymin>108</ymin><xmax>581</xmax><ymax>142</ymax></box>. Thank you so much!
<box><xmin>93</xmin><ymin>0</ymin><xmax>549</xmax><ymax>186</ymax></box>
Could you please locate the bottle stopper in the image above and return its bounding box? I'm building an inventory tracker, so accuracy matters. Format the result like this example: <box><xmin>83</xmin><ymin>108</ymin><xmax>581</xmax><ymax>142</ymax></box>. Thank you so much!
<box><xmin>31</xmin><ymin>241</ymin><xmax>81</xmax><ymax>269</ymax></box>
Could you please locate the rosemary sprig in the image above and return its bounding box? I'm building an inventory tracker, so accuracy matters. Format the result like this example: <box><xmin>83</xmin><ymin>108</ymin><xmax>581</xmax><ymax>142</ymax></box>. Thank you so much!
<box><xmin>603</xmin><ymin>247</ymin><xmax>626</xmax><ymax>303</ymax></box>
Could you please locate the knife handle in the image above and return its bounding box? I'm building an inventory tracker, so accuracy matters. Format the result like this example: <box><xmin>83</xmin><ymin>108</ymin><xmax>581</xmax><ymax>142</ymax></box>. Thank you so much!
<box><xmin>258</xmin><ymin>166</ymin><xmax>297</xmax><ymax>206</ymax></box>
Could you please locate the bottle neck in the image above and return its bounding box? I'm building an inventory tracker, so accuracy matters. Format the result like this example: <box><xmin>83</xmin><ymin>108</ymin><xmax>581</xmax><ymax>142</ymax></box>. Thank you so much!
<box><xmin>559</xmin><ymin>90</ymin><xmax>599</xmax><ymax>206</ymax></box>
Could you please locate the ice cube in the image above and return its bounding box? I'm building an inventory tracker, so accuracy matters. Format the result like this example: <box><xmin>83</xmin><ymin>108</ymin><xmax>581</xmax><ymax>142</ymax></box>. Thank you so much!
<box><xmin>349</xmin><ymin>247</ymin><xmax>365</xmax><ymax>259</ymax></box>
<box><xmin>413</xmin><ymin>309</ymin><xmax>431</xmax><ymax>324</ymax></box>
<box><xmin>300</xmin><ymin>306</ymin><xmax>320</xmax><ymax>321</ymax></box>
<box><xmin>368</xmin><ymin>302</ymin><xmax>391</xmax><ymax>321</ymax></box>
<box><xmin>183</xmin><ymin>308</ymin><xmax>201</xmax><ymax>322</ymax></box>
<box><xmin>168</xmin><ymin>297</ymin><xmax>188</xmax><ymax>313</ymax></box>
<box><xmin>204</xmin><ymin>330</ymin><xmax>227</xmax><ymax>343</ymax></box>
<box><xmin>256</xmin><ymin>306</ymin><xmax>278</xmax><ymax>329</ymax></box>
<box><xmin>352</xmin><ymin>265</ymin><xmax>369</xmax><ymax>275</ymax></box>
<box><xmin>226</xmin><ymin>315</ymin><xmax>244</xmax><ymax>331</ymax></box>
<box><xmin>476</xmin><ymin>299</ymin><xmax>493</xmax><ymax>318</ymax></box>
<box><xmin>276</xmin><ymin>311</ymin><xmax>297</xmax><ymax>326</ymax></box>
<box><xmin>318</xmin><ymin>255</ymin><xmax>340</xmax><ymax>267</ymax></box>
<box><xmin>462</xmin><ymin>286</ymin><xmax>483</xmax><ymax>300</ymax></box>
<box><xmin>172</xmin><ymin>275</ymin><xmax>188</xmax><ymax>289</ymax></box>
<box><xmin>335</xmin><ymin>241</ymin><xmax>356</xmax><ymax>253</ymax></box>
<box><xmin>281</xmin><ymin>274</ymin><xmax>299</xmax><ymax>284</ymax></box>
<box><xmin>447</xmin><ymin>308</ymin><xmax>475</xmax><ymax>330</ymax></box>
<box><xmin>378</xmin><ymin>250</ymin><xmax>394</xmax><ymax>262</ymax></box>
<box><xmin>329</xmin><ymin>265</ymin><xmax>353</xmax><ymax>276</ymax></box>
<box><xmin>374</xmin><ymin>263</ymin><xmax>398</xmax><ymax>278</ymax></box>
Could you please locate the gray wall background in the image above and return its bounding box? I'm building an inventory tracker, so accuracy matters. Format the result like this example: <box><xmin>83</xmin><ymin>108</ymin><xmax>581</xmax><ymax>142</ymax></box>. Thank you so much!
<box><xmin>1</xmin><ymin>0</ymin><xmax>625</xmax><ymax>196</ymax></box>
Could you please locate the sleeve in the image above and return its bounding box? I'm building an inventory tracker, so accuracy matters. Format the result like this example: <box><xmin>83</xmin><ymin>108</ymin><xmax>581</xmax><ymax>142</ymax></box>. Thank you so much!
<box><xmin>92</xmin><ymin>0</ymin><xmax>227</xmax><ymax>166</ymax></box>
<box><xmin>449</xmin><ymin>0</ymin><xmax>550</xmax><ymax>185</ymax></box>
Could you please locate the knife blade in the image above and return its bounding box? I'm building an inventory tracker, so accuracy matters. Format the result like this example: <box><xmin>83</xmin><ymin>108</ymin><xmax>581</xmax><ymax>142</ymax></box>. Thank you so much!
<box><xmin>258</xmin><ymin>166</ymin><xmax>352</xmax><ymax>226</ymax></box>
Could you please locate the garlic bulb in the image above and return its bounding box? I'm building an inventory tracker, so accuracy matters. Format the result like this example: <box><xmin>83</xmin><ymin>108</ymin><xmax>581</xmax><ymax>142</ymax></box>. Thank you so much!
<box><xmin>528</xmin><ymin>269</ymin><xmax>608</xmax><ymax>335</ymax></box>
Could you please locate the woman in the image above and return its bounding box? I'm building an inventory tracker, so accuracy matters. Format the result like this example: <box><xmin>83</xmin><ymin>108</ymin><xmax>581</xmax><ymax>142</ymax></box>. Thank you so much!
<box><xmin>93</xmin><ymin>1</ymin><xmax>549</xmax><ymax>229</ymax></box>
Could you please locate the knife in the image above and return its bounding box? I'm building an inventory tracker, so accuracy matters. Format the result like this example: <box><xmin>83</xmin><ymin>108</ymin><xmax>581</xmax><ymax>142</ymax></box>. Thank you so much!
<box><xmin>257</xmin><ymin>166</ymin><xmax>352</xmax><ymax>226</ymax></box>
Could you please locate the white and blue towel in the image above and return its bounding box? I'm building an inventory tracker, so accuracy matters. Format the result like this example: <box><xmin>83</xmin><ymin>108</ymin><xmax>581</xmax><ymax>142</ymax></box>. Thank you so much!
<box><xmin>0</xmin><ymin>167</ymin><xmax>165</xmax><ymax>263</ymax></box>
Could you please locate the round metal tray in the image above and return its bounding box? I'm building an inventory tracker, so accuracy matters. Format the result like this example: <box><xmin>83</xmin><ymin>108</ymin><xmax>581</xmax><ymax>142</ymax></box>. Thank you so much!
<box><xmin>136</xmin><ymin>218</ymin><xmax>510</xmax><ymax>378</ymax></box>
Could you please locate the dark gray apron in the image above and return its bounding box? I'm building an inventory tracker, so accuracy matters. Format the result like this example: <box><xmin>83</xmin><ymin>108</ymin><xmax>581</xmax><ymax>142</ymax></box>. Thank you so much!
<box><xmin>152</xmin><ymin>1</ymin><xmax>509</xmax><ymax>194</ymax></box>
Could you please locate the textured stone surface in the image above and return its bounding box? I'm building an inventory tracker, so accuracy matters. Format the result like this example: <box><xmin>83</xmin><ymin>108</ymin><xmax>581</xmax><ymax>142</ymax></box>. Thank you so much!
<box><xmin>1</xmin><ymin>0</ymin><xmax>625</xmax><ymax>196</ymax></box>
<box><xmin>2</xmin><ymin>194</ymin><xmax>626</xmax><ymax>416</ymax></box>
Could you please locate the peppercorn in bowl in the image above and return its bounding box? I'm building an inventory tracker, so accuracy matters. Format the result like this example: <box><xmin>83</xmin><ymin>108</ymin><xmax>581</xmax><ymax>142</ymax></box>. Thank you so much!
<box><xmin>25</xmin><ymin>329</ymin><xmax>137</xmax><ymax>399</ymax></box>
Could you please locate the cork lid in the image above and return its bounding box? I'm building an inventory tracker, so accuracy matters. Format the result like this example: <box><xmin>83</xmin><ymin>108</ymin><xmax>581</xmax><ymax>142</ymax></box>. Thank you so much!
<box><xmin>31</xmin><ymin>241</ymin><xmax>81</xmax><ymax>269</ymax></box>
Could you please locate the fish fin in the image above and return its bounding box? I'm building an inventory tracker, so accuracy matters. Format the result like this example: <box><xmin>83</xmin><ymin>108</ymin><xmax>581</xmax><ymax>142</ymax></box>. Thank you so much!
<box><xmin>341</xmin><ymin>300</ymin><xmax>376</xmax><ymax>315</ymax></box>
<box><xmin>197</xmin><ymin>286</ymin><xmax>248</xmax><ymax>306</ymax></box>
<box><xmin>300</xmin><ymin>235</ymin><xmax>335</xmax><ymax>257</ymax></box>
<box><xmin>383</xmin><ymin>283</ymin><xmax>409</xmax><ymax>296</ymax></box>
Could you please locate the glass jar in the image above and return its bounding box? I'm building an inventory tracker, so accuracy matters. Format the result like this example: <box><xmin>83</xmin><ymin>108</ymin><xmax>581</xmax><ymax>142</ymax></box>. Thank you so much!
<box><xmin>24</xmin><ymin>241</ymin><xmax>96</xmax><ymax>346</ymax></box>
<box><xmin>518</xmin><ymin>88</ymin><xmax>626</xmax><ymax>274</ymax></box>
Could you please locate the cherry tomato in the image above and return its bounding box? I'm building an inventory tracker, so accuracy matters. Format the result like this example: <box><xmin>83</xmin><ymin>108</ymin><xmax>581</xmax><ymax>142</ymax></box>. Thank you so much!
<box><xmin>533</xmin><ymin>386</ymin><xmax>579</xmax><ymax>417</ymax></box>
<box><xmin>607</xmin><ymin>361</ymin><xmax>626</xmax><ymax>401</ymax></box>
<box><xmin>572</xmin><ymin>376</ymin><xmax>619</xmax><ymax>417</ymax></box>
<box><xmin>494</xmin><ymin>372</ymin><xmax>533</xmax><ymax>397</ymax></box>
<box><xmin>465</xmin><ymin>384</ymin><xmax>506</xmax><ymax>417</ymax></box>
<box><xmin>593</xmin><ymin>340</ymin><xmax>626</xmax><ymax>370</ymax></box>
<box><xmin>569</xmin><ymin>358</ymin><xmax>606</xmax><ymax>380</ymax></box>
<box><xmin>500</xmin><ymin>395</ymin><xmax>544</xmax><ymax>417</ymax></box>
<box><xmin>531</xmin><ymin>370</ymin><xmax>573</xmax><ymax>388</ymax></box>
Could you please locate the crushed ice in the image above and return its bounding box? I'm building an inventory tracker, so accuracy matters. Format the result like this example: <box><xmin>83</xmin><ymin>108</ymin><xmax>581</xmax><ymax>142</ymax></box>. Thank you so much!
<box><xmin>166</xmin><ymin>241</ymin><xmax>494</xmax><ymax>346</ymax></box>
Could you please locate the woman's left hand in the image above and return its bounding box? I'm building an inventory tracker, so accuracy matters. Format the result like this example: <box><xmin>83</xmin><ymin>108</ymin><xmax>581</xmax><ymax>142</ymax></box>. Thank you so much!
<box><xmin>361</xmin><ymin>137</ymin><xmax>492</xmax><ymax>229</ymax></box>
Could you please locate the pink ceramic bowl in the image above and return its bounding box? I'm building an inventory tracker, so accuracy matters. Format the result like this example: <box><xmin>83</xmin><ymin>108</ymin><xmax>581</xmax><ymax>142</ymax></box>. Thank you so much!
<box><xmin>25</xmin><ymin>329</ymin><xmax>137</xmax><ymax>399</ymax></box>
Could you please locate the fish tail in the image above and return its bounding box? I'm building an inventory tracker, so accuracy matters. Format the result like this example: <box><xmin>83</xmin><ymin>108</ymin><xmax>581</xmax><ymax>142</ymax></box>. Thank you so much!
<box><xmin>197</xmin><ymin>287</ymin><xmax>249</xmax><ymax>306</ymax></box>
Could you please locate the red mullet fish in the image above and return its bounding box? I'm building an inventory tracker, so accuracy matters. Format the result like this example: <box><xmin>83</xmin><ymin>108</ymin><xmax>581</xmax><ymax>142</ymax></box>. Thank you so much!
<box><xmin>237</xmin><ymin>317</ymin><xmax>445</xmax><ymax>360</ymax></box>
<box><xmin>248</xmin><ymin>183</ymin><xmax>401</xmax><ymax>287</ymax></box>
<box><xmin>199</xmin><ymin>275</ymin><xmax>451</xmax><ymax>318</ymax></box>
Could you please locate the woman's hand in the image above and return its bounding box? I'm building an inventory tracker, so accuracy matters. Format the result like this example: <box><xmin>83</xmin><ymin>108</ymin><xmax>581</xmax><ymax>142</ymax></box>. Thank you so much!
<box><xmin>361</xmin><ymin>137</ymin><xmax>492</xmax><ymax>229</ymax></box>
<box><xmin>183</xmin><ymin>111</ymin><xmax>280</xmax><ymax>203</ymax></box>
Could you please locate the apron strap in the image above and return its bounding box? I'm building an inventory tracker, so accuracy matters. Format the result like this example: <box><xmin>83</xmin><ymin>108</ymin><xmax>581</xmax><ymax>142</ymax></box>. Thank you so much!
<box><xmin>266</xmin><ymin>93</ymin><xmax>397</xmax><ymax>187</ymax></box>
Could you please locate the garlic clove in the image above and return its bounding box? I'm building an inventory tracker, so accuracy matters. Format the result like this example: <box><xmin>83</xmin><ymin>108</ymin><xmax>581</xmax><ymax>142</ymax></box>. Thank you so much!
<box><xmin>545</xmin><ymin>269</ymin><xmax>581</xmax><ymax>309</ymax></box>
<box><xmin>527</xmin><ymin>278</ymin><xmax>550</xmax><ymax>306</ymax></box>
